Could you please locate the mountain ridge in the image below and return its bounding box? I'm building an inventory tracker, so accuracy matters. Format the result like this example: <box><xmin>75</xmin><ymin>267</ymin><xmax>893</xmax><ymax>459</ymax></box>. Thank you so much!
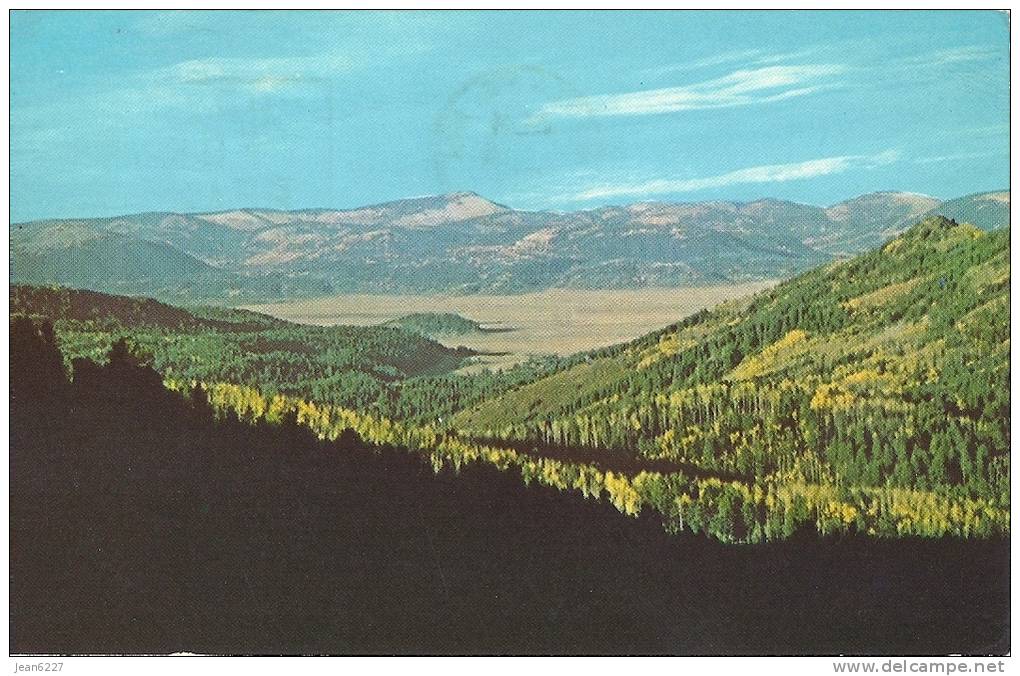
<box><xmin>8</xmin><ymin>188</ymin><xmax>998</xmax><ymax>228</ymax></box>
<box><xmin>11</xmin><ymin>189</ymin><xmax>1009</xmax><ymax>301</ymax></box>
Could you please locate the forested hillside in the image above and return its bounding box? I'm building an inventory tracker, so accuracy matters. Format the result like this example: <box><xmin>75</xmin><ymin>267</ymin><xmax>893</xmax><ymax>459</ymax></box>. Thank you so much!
<box><xmin>10</xmin><ymin>318</ymin><xmax>1008</xmax><ymax>654</ymax></box>
<box><xmin>453</xmin><ymin>217</ymin><xmax>1010</xmax><ymax>537</ymax></box>
<box><xmin>10</xmin><ymin>285</ymin><xmax>477</xmax><ymax>412</ymax></box>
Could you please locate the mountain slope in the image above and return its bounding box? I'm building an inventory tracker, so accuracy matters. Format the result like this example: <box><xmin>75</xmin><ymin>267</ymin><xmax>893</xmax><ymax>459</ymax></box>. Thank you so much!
<box><xmin>925</xmin><ymin>190</ymin><xmax>1010</xmax><ymax>232</ymax></box>
<box><xmin>10</xmin><ymin>285</ymin><xmax>476</xmax><ymax>411</ymax></box>
<box><xmin>452</xmin><ymin>217</ymin><xmax>1010</xmax><ymax>531</ymax></box>
<box><xmin>11</xmin><ymin>190</ymin><xmax>1008</xmax><ymax>300</ymax></box>
<box><xmin>11</xmin><ymin>320</ymin><xmax>1009</xmax><ymax>653</ymax></box>
<box><xmin>816</xmin><ymin>192</ymin><xmax>941</xmax><ymax>254</ymax></box>
<box><xmin>11</xmin><ymin>234</ymin><xmax>245</xmax><ymax>298</ymax></box>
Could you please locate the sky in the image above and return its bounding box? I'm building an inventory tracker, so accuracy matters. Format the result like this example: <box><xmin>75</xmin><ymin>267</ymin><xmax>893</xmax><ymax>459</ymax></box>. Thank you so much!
<box><xmin>10</xmin><ymin>10</ymin><xmax>1010</xmax><ymax>221</ymax></box>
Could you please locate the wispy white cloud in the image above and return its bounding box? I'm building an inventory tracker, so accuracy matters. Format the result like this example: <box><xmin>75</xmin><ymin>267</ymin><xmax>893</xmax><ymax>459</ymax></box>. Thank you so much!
<box><xmin>147</xmin><ymin>53</ymin><xmax>359</xmax><ymax>97</ymax></box>
<box><xmin>15</xmin><ymin>41</ymin><xmax>420</xmax><ymax>126</ymax></box>
<box><xmin>533</xmin><ymin>64</ymin><xmax>844</xmax><ymax>120</ymax></box>
<box><xmin>752</xmin><ymin>48</ymin><xmax>825</xmax><ymax>65</ymax></box>
<box><xmin>551</xmin><ymin>41</ymin><xmax>999</xmax><ymax>124</ymax></box>
<box><xmin>643</xmin><ymin>46</ymin><xmax>827</xmax><ymax>79</ymax></box>
<box><xmin>569</xmin><ymin>150</ymin><xmax>899</xmax><ymax>201</ymax></box>
<box><xmin>641</xmin><ymin>49</ymin><xmax>765</xmax><ymax>78</ymax></box>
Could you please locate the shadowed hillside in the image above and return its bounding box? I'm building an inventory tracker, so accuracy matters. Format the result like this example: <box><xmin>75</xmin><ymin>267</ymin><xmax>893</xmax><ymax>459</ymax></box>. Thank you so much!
<box><xmin>9</xmin><ymin>319</ymin><xmax>1010</xmax><ymax>655</ymax></box>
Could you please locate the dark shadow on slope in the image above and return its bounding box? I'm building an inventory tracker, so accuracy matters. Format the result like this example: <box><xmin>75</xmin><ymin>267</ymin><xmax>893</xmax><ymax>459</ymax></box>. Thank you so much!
<box><xmin>457</xmin><ymin>434</ymin><xmax>750</xmax><ymax>481</ymax></box>
<box><xmin>9</xmin><ymin>318</ymin><xmax>1010</xmax><ymax>655</ymax></box>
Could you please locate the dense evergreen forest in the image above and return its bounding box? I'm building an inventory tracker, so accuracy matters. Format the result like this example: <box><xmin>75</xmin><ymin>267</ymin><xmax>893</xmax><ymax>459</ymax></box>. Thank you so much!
<box><xmin>453</xmin><ymin>217</ymin><xmax>1011</xmax><ymax>539</ymax></box>
<box><xmin>9</xmin><ymin>284</ymin><xmax>526</xmax><ymax>419</ymax></box>
<box><xmin>8</xmin><ymin>216</ymin><xmax>1011</xmax><ymax>543</ymax></box>
<box><xmin>9</xmin><ymin>319</ymin><xmax>1010</xmax><ymax>654</ymax></box>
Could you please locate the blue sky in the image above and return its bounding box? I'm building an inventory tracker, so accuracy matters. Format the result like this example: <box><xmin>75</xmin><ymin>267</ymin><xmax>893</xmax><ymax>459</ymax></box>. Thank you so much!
<box><xmin>10</xmin><ymin>10</ymin><xmax>1010</xmax><ymax>221</ymax></box>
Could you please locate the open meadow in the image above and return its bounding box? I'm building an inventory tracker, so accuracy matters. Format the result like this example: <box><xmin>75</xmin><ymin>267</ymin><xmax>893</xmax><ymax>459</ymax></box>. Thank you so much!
<box><xmin>244</xmin><ymin>282</ymin><xmax>776</xmax><ymax>369</ymax></box>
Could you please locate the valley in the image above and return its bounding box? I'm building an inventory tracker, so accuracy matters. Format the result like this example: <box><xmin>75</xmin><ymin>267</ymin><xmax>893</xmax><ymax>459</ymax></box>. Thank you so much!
<box><xmin>244</xmin><ymin>282</ymin><xmax>775</xmax><ymax>369</ymax></box>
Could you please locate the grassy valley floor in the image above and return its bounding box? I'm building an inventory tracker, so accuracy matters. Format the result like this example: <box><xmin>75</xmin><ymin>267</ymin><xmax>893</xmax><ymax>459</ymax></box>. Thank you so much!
<box><xmin>242</xmin><ymin>283</ymin><xmax>776</xmax><ymax>364</ymax></box>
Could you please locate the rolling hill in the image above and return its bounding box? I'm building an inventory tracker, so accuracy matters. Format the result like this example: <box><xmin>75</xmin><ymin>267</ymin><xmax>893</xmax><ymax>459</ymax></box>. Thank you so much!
<box><xmin>923</xmin><ymin>190</ymin><xmax>1010</xmax><ymax>231</ymax></box>
<box><xmin>382</xmin><ymin>312</ymin><xmax>492</xmax><ymax>339</ymax></box>
<box><xmin>450</xmin><ymin>216</ymin><xmax>1009</xmax><ymax>539</ymax></box>
<box><xmin>10</xmin><ymin>285</ymin><xmax>477</xmax><ymax>412</ymax></box>
<box><xmin>10</xmin><ymin>190</ymin><xmax>1008</xmax><ymax>301</ymax></box>
<box><xmin>453</xmin><ymin>214</ymin><xmax>1009</xmax><ymax>440</ymax></box>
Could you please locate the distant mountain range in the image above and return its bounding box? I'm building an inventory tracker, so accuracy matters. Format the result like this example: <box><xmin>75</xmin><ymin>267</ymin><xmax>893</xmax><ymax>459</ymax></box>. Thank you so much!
<box><xmin>10</xmin><ymin>189</ymin><xmax>1009</xmax><ymax>301</ymax></box>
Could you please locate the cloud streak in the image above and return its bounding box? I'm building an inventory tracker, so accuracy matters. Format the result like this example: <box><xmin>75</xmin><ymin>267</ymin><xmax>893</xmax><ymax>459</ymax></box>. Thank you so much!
<box><xmin>16</xmin><ymin>37</ymin><xmax>431</xmax><ymax>127</ymax></box>
<box><xmin>570</xmin><ymin>151</ymin><xmax>899</xmax><ymax>201</ymax></box>
<box><xmin>148</xmin><ymin>53</ymin><xmax>359</xmax><ymax>96</ymax></box>
<box><xmin>539</xmin><ymin>40</ymin><xmax>1000</xmax><ymax>124</ymax></box>
<box><xmin>11</xmin><ymin>51</ymin><xmax>370</xmax><ymax>135</ymax></box>
<box><xmin>534</xmin><ymin>64</ymin><xmax>843</xmax><ymax>120</ymax></box>
<box><xmin>641</xmin><ymin>48</ymin><xmax>767</xmax><ymax>78</ymax></box>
